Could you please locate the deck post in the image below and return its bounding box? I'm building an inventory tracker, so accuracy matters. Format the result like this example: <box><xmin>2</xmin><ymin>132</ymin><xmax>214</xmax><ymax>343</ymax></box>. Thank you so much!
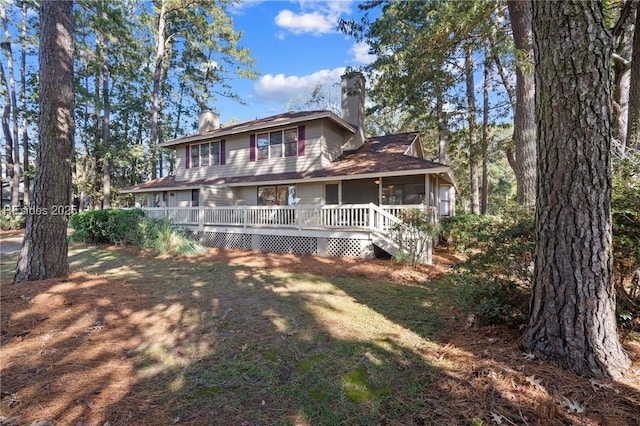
<box><xmin>368</xmin><ymin>203</ymin><xmax>374</xmax><ymax>231</ymax></box>
<box><xmin>198</xmin><ymin>207</ymin><xmax>204</xmax><ymax>232</ymax></box>
<box><xmin>243</xmin><ymin>206</ymin><xmax>248</xmax><ymax>229</ymax></box>
<box><xmin>295</xmin><ymin>205</ymin><xmax>301</xmax><ymax>230</ymax></box>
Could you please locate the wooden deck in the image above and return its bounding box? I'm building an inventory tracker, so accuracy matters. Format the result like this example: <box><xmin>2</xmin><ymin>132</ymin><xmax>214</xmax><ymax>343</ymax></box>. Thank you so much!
<box><xmin>136</xmin><ymin>204</ymin><xmax>437</xmax><ymax>263</ymax></box>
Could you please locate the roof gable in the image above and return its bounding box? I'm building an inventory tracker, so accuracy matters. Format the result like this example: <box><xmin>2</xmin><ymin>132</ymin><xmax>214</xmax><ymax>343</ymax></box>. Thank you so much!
<box><xmin>160</xmin><ymin>110</ymin><xmax>356</xmax><ymax>148</ymax></box>
<box><xmin>122</xmin><ymin>131</ymin><xmax>452</xmax><ymax>193</ymax></box>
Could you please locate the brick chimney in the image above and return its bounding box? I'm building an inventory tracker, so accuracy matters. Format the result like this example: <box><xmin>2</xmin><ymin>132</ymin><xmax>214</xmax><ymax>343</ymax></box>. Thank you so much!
<box><xmin>198</xmin><ymin>110</ymin><xmax>220</xmax><ymax>133</ymax></box>
<box><xmin>341</xmin><ymin>71</ymin><xmax>366</xmax><ymax>150</ymax></box>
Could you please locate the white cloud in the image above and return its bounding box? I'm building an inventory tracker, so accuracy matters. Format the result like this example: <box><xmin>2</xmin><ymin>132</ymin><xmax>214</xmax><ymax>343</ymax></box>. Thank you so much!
<box><xmin>254</xmin><ymin>67</ymin><xmax>346</xmax><ymax>104</ymax></box>
<box><xmin>228</xmin><ymin>0</ymin><xmax>265</xmax><ymax>15</ymax></box>
<box><xmin>274</xmin><ymin>1</ymin><xmax>352</xmax><ymax>36</ymax></box>
<box><xmin>275</xmin><ymin>10</ymin><xmax>335</xmax><ymax>35</ymax></box>
<box><xmin>350</xmin><ymin>41</ymin><xmax>376</xmax><ymax>65</ymax></box>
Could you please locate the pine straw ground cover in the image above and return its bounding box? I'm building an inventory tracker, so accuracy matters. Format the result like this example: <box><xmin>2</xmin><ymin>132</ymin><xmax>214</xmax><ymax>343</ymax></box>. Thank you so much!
<box><xmin>0</xmin><ymin>232</ymin><xmax>639</xmax><ymax>426</ymax></box>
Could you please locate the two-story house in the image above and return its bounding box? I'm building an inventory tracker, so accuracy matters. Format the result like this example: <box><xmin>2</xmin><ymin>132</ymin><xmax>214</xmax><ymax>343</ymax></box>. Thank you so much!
<box><xmin>121</xmin><ymin>72</ymin><xmax>456</xmax><ymax>263</ymax></box>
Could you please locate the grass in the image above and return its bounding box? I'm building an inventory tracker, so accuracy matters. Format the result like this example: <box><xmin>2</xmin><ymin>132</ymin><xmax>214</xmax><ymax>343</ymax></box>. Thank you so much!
<box><xmin>1</xmin><ymin>242</ymin><xmax>639</xmax><ymax>425</ymax></box>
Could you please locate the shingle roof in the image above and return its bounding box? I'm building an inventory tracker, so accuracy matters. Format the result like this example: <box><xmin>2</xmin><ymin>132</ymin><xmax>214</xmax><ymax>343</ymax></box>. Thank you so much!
<box><xmin>159</xmin><ymin>110</ymin><xmax>355</xmax><ymax>147</ymax></box>
<box><xmin>121</xmin><ymin>132</ymin><xmax>450</xmax><ymax>193</ymax></box>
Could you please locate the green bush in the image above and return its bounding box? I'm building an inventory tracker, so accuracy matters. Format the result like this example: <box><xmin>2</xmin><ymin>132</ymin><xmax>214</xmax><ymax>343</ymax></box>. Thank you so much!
<box><xmin>612</xmin><ymin>155</ymin><xmax>640</xmax><ymax>333</ymax></box>
<box><xmin>0</xmin><ymin>210</ymin><xmax>26</xmax><ymax>230</ymax></box>
<box><xmin>142</xmin><ymin>219</ymin><xmax>208</xmax><ymax>256</ymax></box>
<box><xmin>69</xmin><ymin>208</ymin><xmax>146</xmax><ymax>246</ymax></box>
<box><xmin>69</xmin><ymin>209</ymin><xmax>207</xmax><ymax>257</ymax></box>
<box><xmin>391</xmin><ymin>208</ymin><xmax>439</xmax><ymax>267</ymax></box>
<box><xmin>448</xmin><ymin>210</ymin><xmax>535</xmax><ymax>326</ymax></box>
<box><xmin>440</xmin><ymin>213</ymin><xmax>502</xmax><ymax>252</ymax></box>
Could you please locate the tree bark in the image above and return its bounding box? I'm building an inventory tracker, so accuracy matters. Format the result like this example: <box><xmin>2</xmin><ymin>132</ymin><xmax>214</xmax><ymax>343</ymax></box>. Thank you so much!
<box><xmin>627</xmin><ymin>4</ymin><xmax>640</xmax><ymax>150</ymax></box>
<box><xmin>481</xmin><ymin>46</ymin><xmax>490</xmax><ymax>215</ymax></box>
<box><xmin>1</xmin><ymin>3</ymin><xmax>21</xmax><ymax>209</ymax></box>
<box><xmin>465</xmin><ymin>44</ymin><xmax>480</xmax><ymax>214</ymax></box>
<box><xmin>15</xmin><ymin>0</ymin><xmax>74</xmax><ymax>283</ymax></box>
<box><xmin>98</xmin><ymin>6</ymin><xmax>111</xmax><ymax>208</ymax></box>
<box><xmin>436</xmin><ymin>93</ymin><xmax>447</xmax><ymax>164</ymax></box>
<box><xmin>149</xmin><ymin>0</ymin><xmax>168</xmax><ymax>181</ymax></box>
<box><xmin>0</xmin><ymin>61</ymin><xmax>13</xmax><ymax>185</ymax></box>
<box><xmin>522</xmin><ymin>0</ymin><xmax>631</xmax><ymax>379</ymax></box>
<box><xmin>508</xmin><ymin>0</ymin><xmax>536</xmax><ymax>208</ymax></box>
<box><xmin>20</xmin><ymin>0</ymin><xmax>29</xmax><ymax>207</ymax></box>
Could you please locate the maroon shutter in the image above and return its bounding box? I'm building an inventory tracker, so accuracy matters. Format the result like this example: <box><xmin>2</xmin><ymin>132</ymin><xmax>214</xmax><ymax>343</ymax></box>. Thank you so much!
<box><xmin>185</xmin><ymin>145</ymin><xmax>190</xmax><ymax>168</ymax></box>
<box><xmin>220</xmin><ymin>139</ymin><xmax>226</xmax><ymax>165</ymax></box>
<box><xmin>298</xmin><ymin>125</ymin><xmax>305</xmax><ymax>156</ymax></box>
<box><xmin>249</xmin><ymin>134</ymin><xmax>256</xmax><ymax>162</ymax></box>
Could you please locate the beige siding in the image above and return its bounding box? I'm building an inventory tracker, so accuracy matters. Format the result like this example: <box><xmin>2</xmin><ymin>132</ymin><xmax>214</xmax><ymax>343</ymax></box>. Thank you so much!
<box><xmin>233</xmin><ymin>186</ymin><xmax>257</xmax><ymax>205</ymax></box>
<box><xmin>405</xmin><ymin>140</ymin><xmax>419</xmax><ymax>158</ymax></box>
<box><xmin>321</xmin><ymin>121</ymin><xmax>347</xmax><ymax>165</ymax></box>
<box><xmin>175</xmin><ymin>120</ymin><xmax>334</xmax><ymax>182</ymax></box>
<box><xmin>202</xmin><ymin>186</ymin><xmax>234</xmax><ymax>207</ymax></box>
<box><xmin>296</xmin><ymin>182</ymin><xmax>323</xmax><ymax>205</ymax></box>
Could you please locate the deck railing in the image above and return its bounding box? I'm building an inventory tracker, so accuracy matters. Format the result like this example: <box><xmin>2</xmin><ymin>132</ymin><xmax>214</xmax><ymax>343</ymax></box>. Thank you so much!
<box><xmin>136</xmin><ymin>204</ymin><xmax>437</xmax><ymax>234</ymax></box>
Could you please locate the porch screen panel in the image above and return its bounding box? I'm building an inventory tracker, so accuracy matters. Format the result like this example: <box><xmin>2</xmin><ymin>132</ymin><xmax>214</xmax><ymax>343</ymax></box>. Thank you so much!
<box><xmin>342</xmin><ymin>179</ymin><xmax>378</xmax><ymax>204</ymax></box>
<box><xmin>404</xmin><ymin>183</ymin><xmax>425</xmax><ymax>204</ymax></box>
<box><xmin>325</xmin><ymin>184</ymin><xmax>339</xmax><ymax>204</ymax></box>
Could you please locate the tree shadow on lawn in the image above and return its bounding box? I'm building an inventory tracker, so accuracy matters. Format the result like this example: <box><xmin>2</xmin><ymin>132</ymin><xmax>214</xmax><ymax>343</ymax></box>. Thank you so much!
<box><xmin>1</xmin><ymin>244</ymin><xmax>639</xmax><ymax>425</ymax></box>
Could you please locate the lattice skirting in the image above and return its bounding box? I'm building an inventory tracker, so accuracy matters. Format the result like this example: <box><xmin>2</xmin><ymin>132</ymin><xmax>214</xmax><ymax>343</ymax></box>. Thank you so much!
<box><xmin>326</xmin><ymin>238</ymin><xmax>371</xmax><ymax>258</ymax></box>
<box><xmin>199</xmin><ymin>232</ymin><xmax>252</xmax><ymax>250</ymax></box>
<box><xmin>260</xmin><ymin>235</ymin><xmax>318</xmax><ymax>255</ymax></box>
<box><xmin>195</xmin><ymin>231</ymin><xmax>374</xmax><ymax>259</ymax></box>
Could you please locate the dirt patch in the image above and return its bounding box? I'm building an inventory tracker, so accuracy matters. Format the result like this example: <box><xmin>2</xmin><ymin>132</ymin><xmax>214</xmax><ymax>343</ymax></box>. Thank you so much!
<box><xmin>0</xmin><ymin>230</ymin><xmax>24</xmax><ymax>256</ymax></box>
<box><xmin>1</xmin><ymin>241</ymin><xmax>638</xmax><ymax>426</ymax></box>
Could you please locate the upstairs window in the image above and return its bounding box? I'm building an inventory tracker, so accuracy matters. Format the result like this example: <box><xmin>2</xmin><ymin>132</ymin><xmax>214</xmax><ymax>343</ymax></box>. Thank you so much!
<box><xmin>187</xmin><ymin>140</ymin><xmax>224</xmax><ymax>168</ymax></box>
<box><xmin>284</xmin><ymin>128</ymin><xmax>298</xmax><ymax>157</ymax></box>
<box><xmin>253</xmin><ymin>127</ymin><xmax>299</xmax><ymax>160</ymax></box>
<box><xmin>190</xmin><ymin>144</ymin><xmax>200</xmax><ymax>168</ymax></box>
<box><xmin>257</xmin><ymin>133</ymin><xmax>269</xmax><ymax>160</ymax></box>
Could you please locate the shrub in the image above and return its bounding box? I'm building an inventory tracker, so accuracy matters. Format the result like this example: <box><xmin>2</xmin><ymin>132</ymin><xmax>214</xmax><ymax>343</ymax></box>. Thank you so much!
<box><xmin>0</xmin><ymin>209</ymin><xmax>26</xmax><ymax>230</ymax></box>
<box><xmin>69</xmin><ymin>208</ymin><xmax>146</xmax><ymax>246</ymax></box>
<box><xmin>142</xmin><ymin>219</ymin><xmax>208</xmax><ymax>256</ymax></box>
<box><xmin>612</xmin><ymin>155</ymin><xmax>640</xmax><ymax>333</ymax></box>
<box><xmin>69</xmin><ymin>209</ymin><xmax>207</xmax><ymax>257</ymax></box>
<box><xmin>440</xmin><ymin>213</ymin><xmax>502</xmax><ymax>252</ymax></box>
<box><xmin>447</xmin><ymin>210</ymin><xmax>535</xmax><ymax>326</ymax></box>
<box><xmin>390</xmin><ymin>208</ymin><xmax>439</xmax><ymax>267</ymax></box>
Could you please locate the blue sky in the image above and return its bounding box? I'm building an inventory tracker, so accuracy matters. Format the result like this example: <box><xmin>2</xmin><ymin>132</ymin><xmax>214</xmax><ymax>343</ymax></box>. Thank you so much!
<box><xmin>218</xmin><ymin>0</ymin><xmax>376</xmax><ymax>123</ymax></box>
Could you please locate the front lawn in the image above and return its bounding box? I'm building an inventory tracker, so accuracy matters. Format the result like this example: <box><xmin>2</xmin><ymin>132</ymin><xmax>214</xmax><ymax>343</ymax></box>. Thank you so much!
<box><xmin>1</xmin><ymin>242</ymin><xmax>638</xmax><ymax>425</ymax></box>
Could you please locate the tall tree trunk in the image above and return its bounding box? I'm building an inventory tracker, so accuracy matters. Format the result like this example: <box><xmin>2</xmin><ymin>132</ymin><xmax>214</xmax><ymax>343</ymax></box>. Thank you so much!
<box><xmin>15</xmin><ymin>0</ymin><xmax>74</xmax><ymax>283</ymax></box>
<box><xmin>1</xmin><ymin>4</ymin><xmax>21</xmax><ymax>208</ymax></box>
<box><xmin>0</xmin><ymin>61</ymin><xmax>13</xmax><ymax>187</ymax></box>
<box><xmin>149</xmin><ymin>0</ymin><xmax>168</xmax><ymax>181</ymax></box>
<box><xmin>481</xmin><ymin>47</ymin><xmax>490</xmax><ymax>215</ymax></box>
<box><xmin>493</xmin><ymin>52</ymin><xmax>518</xmax><ymax>175</ymax></box>
<box><xmin>436</xmin><ymin>93</ymin><xmax>447</xmax><ymax>164</ymax></box>
<box><xmin>20</xmin><ymin>0</ymin><xmax>29</xmax><ymax>207</ymax></box>
<box><xmin>93</xmin><ymin>63</ymin><xmax>102</xmax><ymax>209</ymax></box>
<box><xmin>508</xmin><ymin>0</ymin><xmax>536</xmax><ymax>208</ymax></box>
<box><xmin>523</xmin><ymin>0</ymin><xmax>631</xmax><ymax>379</ymax></box>
<box><xmin>628</xmin><ymin>5</ymin><xmax>640</xmax><ymax>151</ymax></box>
<box><xmin>98</xmin><ymin>11</ymin><xmax>111</xmax><ymax>208</ymax></box>
<box><xmin>465</xmin><ymin>44</ymin><xmax>480</xmax><ymax>214</ymax></box>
